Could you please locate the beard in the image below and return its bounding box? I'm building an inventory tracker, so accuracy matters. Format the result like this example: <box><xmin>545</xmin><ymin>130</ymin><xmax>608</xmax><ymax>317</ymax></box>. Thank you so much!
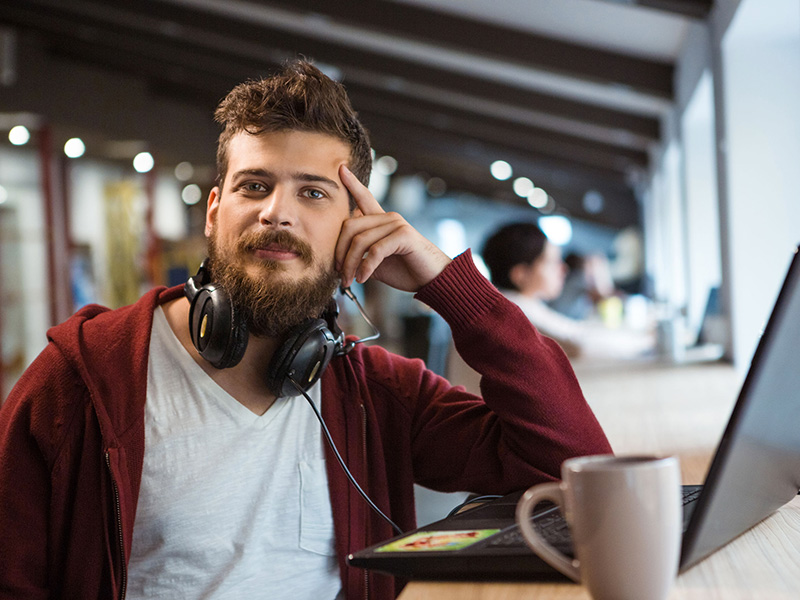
<box><xmin>207</xmin><ymin>226</ymin><xmax>341</xmax><ymax>338</ymax></box>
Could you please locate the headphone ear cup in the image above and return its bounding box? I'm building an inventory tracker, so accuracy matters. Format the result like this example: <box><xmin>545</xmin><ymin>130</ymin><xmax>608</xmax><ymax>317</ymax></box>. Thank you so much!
<box><xmin>187</xmin><ymin>283</ymin><xmax>248</xmax><ymax>369</ymax></box>
<box><xmin>267</xmin><ymin>318</ymin><xmax>338</xmax><ymax>398</ymax></box>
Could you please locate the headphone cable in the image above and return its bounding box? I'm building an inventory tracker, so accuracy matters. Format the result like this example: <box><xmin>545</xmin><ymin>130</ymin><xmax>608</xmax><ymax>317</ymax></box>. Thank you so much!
<box><xmin>290</xmin><ymin>377</ymin><xmax>404</xmax><ymax>536</ymax></box>
<box><xmin>339</xmin><ymin>286</ymin><xmax>381</xmax><ymax>353</ymax></box>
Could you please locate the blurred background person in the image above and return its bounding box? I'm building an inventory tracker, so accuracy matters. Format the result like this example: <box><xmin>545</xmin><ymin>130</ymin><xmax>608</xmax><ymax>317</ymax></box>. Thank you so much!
<box><xmin>481</xmin><ymin>222</ymin><xmax>654</xmax><ymax>360</ymax></box>
<box><xmin>550</xmin><ymin>252</ymin><xmax>617</xmax><ymax>321</ymax></box>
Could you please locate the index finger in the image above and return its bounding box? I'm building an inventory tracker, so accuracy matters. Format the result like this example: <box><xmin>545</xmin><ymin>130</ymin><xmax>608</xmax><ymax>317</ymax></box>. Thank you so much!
<box><xmin>340</xmin><ymin>164</ymin><xmax>384</xmax><ymax>216</ymax></box>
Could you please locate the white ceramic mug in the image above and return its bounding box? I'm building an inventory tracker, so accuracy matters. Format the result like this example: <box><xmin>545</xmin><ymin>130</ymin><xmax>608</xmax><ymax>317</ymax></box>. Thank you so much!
<box><xmin>516</xmin><ymin>455</ymin><xmax>682</xmax><ymax>600</ymax></box>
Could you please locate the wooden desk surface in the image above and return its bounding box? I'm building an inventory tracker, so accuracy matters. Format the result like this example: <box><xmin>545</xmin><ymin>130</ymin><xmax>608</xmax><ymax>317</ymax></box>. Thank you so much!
<box><xmin>399</xmin><ymin>361</ymin><xmax>800</xmax><ymax>599</ymax></box>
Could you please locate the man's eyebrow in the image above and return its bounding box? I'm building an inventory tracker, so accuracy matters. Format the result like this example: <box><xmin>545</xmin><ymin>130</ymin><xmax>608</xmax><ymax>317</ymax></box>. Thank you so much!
<box><xmin>293</xmin><ymin>172</ymin><xmax>340</xmax><ymax>189</ymax></box>
<box><xmin>229</xmin><ymin>169</ymin><xmax>340</xmax><ymax>190</ymax></box>
<box><xmin>230</xmin><ymin>168</ymin><xmax>273</xmax><ymax>180</ymax></box>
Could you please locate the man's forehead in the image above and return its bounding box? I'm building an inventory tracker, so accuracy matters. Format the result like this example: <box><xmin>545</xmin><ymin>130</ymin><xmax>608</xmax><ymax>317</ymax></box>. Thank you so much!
<box><xmin>226</xmin><ymin>131</ymin><xmax>349</xmax><ymax>169</ymax></box>
<box><xmin>228</xmin><ymin>129</ymin><xmax>350</xmax><ymax>152</ymax></box>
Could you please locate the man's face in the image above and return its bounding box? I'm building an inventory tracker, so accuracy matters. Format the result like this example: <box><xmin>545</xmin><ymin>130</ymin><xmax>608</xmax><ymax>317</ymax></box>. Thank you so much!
<box><xmin>205</xmin><ymin>129</ymin><xmax>353</xmax><ymax>336</ymax></box>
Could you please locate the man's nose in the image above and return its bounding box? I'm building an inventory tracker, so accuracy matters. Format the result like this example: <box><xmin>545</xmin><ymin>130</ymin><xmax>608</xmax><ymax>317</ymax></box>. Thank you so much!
<box><xmin>258</xmin><ymin>187</ymin><xmax>296</xmax><ymax>228</ymax></box>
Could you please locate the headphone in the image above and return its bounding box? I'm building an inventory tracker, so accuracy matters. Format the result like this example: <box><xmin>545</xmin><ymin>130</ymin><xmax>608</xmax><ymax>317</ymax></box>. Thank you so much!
<box><xmin>184</xmin><ymin>260</ymin><xmax>351</xmax><ymax>398</ymax></box>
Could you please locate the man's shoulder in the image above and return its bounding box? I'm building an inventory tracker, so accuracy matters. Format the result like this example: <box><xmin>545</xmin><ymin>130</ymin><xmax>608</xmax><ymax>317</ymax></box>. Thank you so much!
<box><xmin>327</xmin><ymin>340</ymin><xmax>435</xmax><ymax>403</ymax></box>
<box><xmin>340</xmin><ymin>339</ymin><xmax>424</xmax><ymax>368</ymax></box>
<box><xmin>40</xmin><ymin>286</ymin><xmax>182</xmax><ymax>389</ymax></box>
<box><xmin>49</xmin><ymin>286</ymin><xmax>182</xmax><ymax>344</ymax></box>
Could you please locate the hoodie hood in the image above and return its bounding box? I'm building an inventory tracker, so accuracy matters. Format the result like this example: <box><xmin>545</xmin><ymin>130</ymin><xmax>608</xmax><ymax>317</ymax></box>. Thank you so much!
<box><xmin>45</xmin><ymin>285</ymin><xmax>184</xmax><ymax>446</ymax></box>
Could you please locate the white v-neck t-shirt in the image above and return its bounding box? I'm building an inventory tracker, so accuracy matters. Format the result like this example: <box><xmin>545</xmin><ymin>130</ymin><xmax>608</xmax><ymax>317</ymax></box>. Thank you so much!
<box><xmin>126</xmin><ymin>307</ymin><xmax>341</xmax><ymax>599</ymax></box>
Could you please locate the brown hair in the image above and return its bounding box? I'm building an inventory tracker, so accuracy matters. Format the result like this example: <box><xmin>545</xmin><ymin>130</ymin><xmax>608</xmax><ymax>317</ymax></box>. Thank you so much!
<box><xmin>214</xmin><ymin>59</ymin><xmax>372</xmax><ymax>194</ymax></box>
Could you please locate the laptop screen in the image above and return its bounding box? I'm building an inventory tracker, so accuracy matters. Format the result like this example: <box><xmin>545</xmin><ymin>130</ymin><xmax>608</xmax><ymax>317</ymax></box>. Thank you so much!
<box><xmin>681</xmin><ymin>246</ymin><xmax>800</xmax><ymax>568</ymax></box>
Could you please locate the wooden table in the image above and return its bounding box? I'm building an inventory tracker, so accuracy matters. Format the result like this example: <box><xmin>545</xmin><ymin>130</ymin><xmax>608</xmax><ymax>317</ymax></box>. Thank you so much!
<box><xmin>399</xmin><ymin>361</ymin><xmax>800</xmax><ymax>599</ymax></box>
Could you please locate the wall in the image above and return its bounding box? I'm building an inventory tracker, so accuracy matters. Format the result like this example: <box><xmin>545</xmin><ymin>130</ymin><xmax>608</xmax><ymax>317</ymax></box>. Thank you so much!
<box><xmin>720</xmin><ymin>0</ymin><xmax>800</xmax><ymax>368</ymax></box>
<box><xmin>648</xmin><ymin>0</ymin><xmax>800</xmax><ymax>370</ymax></box>
<box><xmin>0</xmin><ymin>147</ymin><xmax>48</xmax><ymax>380</ymax></box>
<box><xmin>680</xmin><ymin>71</ymin><xmax>721</xmax><ymax>339</ymax></box>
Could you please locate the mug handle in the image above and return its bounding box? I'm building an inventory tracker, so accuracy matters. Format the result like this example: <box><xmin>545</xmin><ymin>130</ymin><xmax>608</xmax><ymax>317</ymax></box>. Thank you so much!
<box><xmin>515</xmin><ymin>483</ymin><xmax>580</xmax><ymax>582</ymax></box>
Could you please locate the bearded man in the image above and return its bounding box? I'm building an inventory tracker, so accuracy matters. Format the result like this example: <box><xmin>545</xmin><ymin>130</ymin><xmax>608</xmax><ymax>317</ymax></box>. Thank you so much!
<box><xmin>0</xmin><ymin>59</ymin><xmax>611</xmax><ymax>600</ymax></box>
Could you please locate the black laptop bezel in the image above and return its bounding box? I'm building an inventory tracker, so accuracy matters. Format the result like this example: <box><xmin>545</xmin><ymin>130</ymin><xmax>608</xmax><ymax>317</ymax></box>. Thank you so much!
<box><xmin>680</xmin><ymin>245</ymin><xmax>800</xmax><ymax>570</ymax></box>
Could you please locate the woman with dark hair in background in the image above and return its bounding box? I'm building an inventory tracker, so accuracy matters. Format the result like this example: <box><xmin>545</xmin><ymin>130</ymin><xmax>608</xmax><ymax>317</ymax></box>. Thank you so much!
<box><xmin>482</xmin><ymin>222</ymin><xmax>654</xmax><ymax>360</ymax></box>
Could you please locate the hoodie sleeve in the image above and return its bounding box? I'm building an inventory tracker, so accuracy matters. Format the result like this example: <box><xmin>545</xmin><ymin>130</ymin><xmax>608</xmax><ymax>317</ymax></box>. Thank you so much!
<box><xmin>0</xmin><ymin>342</ymin><xmax>82</xmax><ymax>599</ymax></box>
<box><xmin>407</xmin><ymin>249</ymin><xmax>613</xmax><ymax>492</ymax></box>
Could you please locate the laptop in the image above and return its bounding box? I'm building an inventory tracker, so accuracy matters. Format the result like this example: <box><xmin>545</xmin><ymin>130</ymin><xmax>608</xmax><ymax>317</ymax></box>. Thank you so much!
<box><xmin>348</xmin><ymin>245</ymin><xmax>800</xmax><ymax>581</ymax></box>
<box><xmin>679</xmin><ymin>284</ymin><xmax>726</xmax><ymax>363</ymax></box>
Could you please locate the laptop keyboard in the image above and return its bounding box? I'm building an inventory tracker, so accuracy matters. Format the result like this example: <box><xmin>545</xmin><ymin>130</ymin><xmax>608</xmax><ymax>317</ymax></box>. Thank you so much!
<box><xmin>682</xmin><ymin>486</ymin><xmax>702</xmax><ymax>505</ymax></box>
<box><xmin>681</xmin><ymin>485</ymin><xmax>702</xmax><ymax>529</ymax></box>
<box><xmin>485</xmin><ymin>509</ymin><xmax>575</xmax><ymax>557</ymax></box>
<box><xmin>484</xmin><ymin>486</ymin><xmax>703</xmax><ymax>556</ymax></box>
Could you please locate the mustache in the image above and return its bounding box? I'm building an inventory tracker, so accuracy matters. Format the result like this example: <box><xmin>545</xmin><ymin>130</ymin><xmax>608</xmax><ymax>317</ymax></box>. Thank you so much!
<box><xmin>236</xmin><ymin>229</ymin><xmax>314</xmax><ymax>265</ymax></box>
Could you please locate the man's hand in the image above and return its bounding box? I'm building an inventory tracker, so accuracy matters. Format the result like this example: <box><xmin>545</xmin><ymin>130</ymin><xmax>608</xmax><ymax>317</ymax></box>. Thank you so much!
<box><xmin>335</xmin><ymin>165</ymin><xmax>452</xmax><ymax>292</ymax></box>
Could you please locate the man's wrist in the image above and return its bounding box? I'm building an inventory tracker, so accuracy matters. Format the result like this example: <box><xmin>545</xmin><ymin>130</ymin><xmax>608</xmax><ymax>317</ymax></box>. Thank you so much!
<box><xmin>415</xmin><ymin>250</ymin><xmax>502</xmax><ymax>330</ymax></box>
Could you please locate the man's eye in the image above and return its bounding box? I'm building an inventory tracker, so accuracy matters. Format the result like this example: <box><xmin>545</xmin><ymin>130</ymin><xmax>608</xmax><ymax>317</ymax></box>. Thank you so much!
<box><xmin>243</xmin><ymin>182</ymin><xmax>267</xmax><ymax>192</ymax></box>
<box><xmin>304</xmin><ymin>189</ymin><xmax>325</xmax><ymax>200</ymax></box>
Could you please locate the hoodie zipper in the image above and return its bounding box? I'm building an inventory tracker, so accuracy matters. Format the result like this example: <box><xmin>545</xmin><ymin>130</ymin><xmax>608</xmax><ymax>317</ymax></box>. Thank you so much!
<box><xmin>105</xmin><ymin>452</ymin><xmax>128</xmax><ymax>600</ymax></box>
<box><xmin>360</xmin><ymin>403</ymin><xmax>370</xmax><ymax>600</ymax></box>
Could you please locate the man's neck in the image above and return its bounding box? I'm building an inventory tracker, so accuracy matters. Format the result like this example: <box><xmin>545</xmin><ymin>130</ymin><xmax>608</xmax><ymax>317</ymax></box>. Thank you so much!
<box><xmin>161</xmin><ymin>298</ymin><xmax>280</xmax><ymax>415</ymax></box>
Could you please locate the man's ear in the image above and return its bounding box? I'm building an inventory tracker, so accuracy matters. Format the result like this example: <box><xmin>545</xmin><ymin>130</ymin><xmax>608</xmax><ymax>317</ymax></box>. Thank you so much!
<box><xmin>205</xmin><ymin>186</ymin><xmax>221</xmax><ymax>237</ymax></box>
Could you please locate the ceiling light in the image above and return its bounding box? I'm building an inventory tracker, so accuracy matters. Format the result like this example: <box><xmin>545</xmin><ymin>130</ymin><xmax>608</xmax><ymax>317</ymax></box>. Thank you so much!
<box><xmin>8</xmin><ymin>125</ymin><xmax>30</xmax><ymax>146</ymax></box>
<box><xmin>181</xmin><ymin>183</ymin><xmax>203</xmax><ymax>205</ymax></box>
<box><xmin>490</xmin><ymin>160</ymin><xmax>512</xmax><ymax>181</ymax></box>
<box><xmin>513</xmin><ymin>176</ymin><xmax>534</xmax><ymax>197</ymax></box>
<box><xmin>527</xmin><ymin>187</ymin><xmax>548</xmax><ymax>209</ymax></box>
<box><xmin>539</xmin><ymin>215</ymin><xmax>573</xmax><ymax>246</ymax></box>
<box><xmin>426</xmin><ymin>177</ymin><xmax>447</xmax><ymax>197</ymax></box>
<box><xmin>375</xmin><ymin>155</ymin><xmax>398</xmax><ymax>176</ymax></box>
<box><xmin>174</xmin><ymin>161</ymin><xmax>194</xmax><ymax>181</ymax></box>
<box><xmin>436</xmin><ymin>218</ymin><xmax>467</xmax><ymax>258</ymax></box>
<box><xmin>583</xmin><ymin>189</ymin><xmax>605</xmax><ymax>214</ymax></box>
<box><xmin>133</xmin><ymin>151</ymin><xmax>154</xmax><ymax>173</ymax></box>
<box><xmin>539</xmin><ymin>195</ymin><xmax>556</xmax><ymax>214</ymax></box>
<box><xmin>64</xmin><ymin>137</ymin><xmax>85</xmax><ymax>159</ymax></box>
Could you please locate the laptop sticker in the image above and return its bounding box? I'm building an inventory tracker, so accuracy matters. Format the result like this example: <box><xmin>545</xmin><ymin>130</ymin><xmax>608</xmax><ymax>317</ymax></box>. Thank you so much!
<box><xmin>376</xmin><ymin>529</ymin><xmax>501</xmax><ymax>552</ymax></box>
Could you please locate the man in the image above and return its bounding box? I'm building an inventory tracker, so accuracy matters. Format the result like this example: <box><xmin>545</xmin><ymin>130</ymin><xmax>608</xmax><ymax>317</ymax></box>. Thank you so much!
<box><xmin>0</xmin><ymin>60</ymin><xmax>611</xmax><ymax>599</ymax></box>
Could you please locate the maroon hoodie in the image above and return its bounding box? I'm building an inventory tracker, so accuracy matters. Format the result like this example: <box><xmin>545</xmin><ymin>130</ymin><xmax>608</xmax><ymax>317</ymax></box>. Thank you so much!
<box><xmin>0</xmin><ymin>251</ymin><xmax>611</xmax><ymax>599</ymax></box>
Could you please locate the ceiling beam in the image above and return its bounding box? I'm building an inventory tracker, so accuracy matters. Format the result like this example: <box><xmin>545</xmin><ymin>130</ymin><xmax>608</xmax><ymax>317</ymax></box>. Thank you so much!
<box><xmin>362</xmin><ymin>112</ymin><xmax>632</xmax><ymax>191</ymax></box>
<box><xmin>38</xmin><ymin>32</ymin><xmax>641</xmax><ymax>178</ymax></box>
<box><xmin>2</xmin><ymin>0</ymin><xmax>662</xmax><ymax>143</ymax></box>
<box><xmin>0</xmin><ymin>0</ymin><xmax>653</xmax><ymax>229</ymax></box>
<box><xmin>372</xmin><ymin>135</ymin><xmax>640</xmax><ymax>229</ymax></box>
<box><xmin>336</xmin><ymin>59</ymin><xmax>660</xmax><ymax>146</ymax></box>
<box><xmin>247</xmin><ymin>0</ymin><xmax>674</xmax><ymax>98</ymax></box>
<box><xmin>346</xmin><ymin>88</ymin><xmax>649</xmax><ymax>171</ymax></box>
<box><xmin>595</xmin><ymin>0</ymin><xmax>713</xmax><ymax>19</ymax></box>
<box><xmin>113</xmin><ymin>0</ymin><xmax>663</xmax><ymax>140</ymax></box>
<box><xmin>4</xmin><ymin>33</ymin><xmax>220</xmax><ymax>169</ymax></box>
<box><xmin>23</xmin><ymin>27</ymin><xmax>639</xmax><ymax>217</ymax></box>
<box><xmin>1</xmin><ymin>5</ymin><xmax>650</xmax><ymax>178</ymax></box>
